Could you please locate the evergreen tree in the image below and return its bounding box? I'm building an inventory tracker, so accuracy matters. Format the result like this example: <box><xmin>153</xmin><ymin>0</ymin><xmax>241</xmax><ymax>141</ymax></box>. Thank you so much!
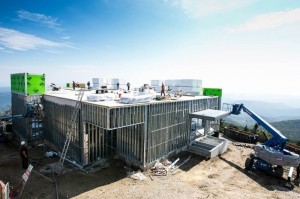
<box><xmin>252</xmin><ymin>123</ymin><xmax>259</xmax><ymax>134</ymax></box>
<box><xmin>244</xmin><ymin>125</ymin><xmax>248</xmax><ymax>132</ymax></box>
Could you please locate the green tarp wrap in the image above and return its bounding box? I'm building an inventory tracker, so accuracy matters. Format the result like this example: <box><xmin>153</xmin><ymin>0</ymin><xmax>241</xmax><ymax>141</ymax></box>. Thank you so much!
<box><xmin>11</xmin><ymin>74</ymin><xmax>25</xmax><ymax>93</ymax></box>
<box><xmin>203</xmin><ymin>88</ymin><xmax>222</xmax><ymax>97</ymax></box>
<box><xmin>27</xmin><ymin>74</ymin><xmax>45</xmax><ymax>94</ymax></box>
<box><xmin>11</xmin><ymin>73</ymin><xmax>45</xmax><ymax>95</ymax></box>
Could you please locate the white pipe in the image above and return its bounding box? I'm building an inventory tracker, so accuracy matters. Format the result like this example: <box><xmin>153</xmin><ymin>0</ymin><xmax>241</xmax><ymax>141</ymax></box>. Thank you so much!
<box><xmin>168</xmin><ymin>158</ymin><xmax>180</xmax><ymax>171</ymax></box>
<box><xmin>52</xmin><ymin>152</ymin><xmax>84</xmax><ymax>170</ymax></box>
<box><xmin>288</xmin><ymin>167</ymin><xmax>294</xmax><ymax>182</ymax></box>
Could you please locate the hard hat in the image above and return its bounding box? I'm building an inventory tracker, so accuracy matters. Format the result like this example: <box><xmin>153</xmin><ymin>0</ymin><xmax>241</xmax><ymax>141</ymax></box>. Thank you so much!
<box><xmin>21</xmin><ymin>141</ymin><xmax>25</xmax><ymax>145</ymax></box>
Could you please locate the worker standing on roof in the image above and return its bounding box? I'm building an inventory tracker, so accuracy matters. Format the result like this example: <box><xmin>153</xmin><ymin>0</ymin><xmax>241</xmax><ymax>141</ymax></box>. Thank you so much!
<box><xmin>117</xmin><ymin>82</ymin><xmax>120</xmax><ymax>90</ymax></box>
<box><xmin>127</xmin><ymin>82</ymin><xmax>130</xmax><ymax>91</ymax></box>
<box><xmin>161</xmin><ymin>82</ymin><xmax>165</xmax><ymax>96</ymax></box>
<box><xmin>20</xmin><ymin>141</ymin><xmax>28</xmax><ymax>169</ymax></box>
<box><xmin>72</xmin><ymin>81</ymin><xmax>76</xmax><ymax>90</ymax></box>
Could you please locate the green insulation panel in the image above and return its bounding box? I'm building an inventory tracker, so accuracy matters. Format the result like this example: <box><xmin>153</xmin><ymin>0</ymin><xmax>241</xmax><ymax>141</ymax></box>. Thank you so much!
<box><xmin>11</xmin><ymin>73</ymin><xmax>25</xmax><ymax>94</ymax></box>
<box><xmin>203</xmin><ymin>88</ymin><xmax>222</xmax><ymax>97</ymax></box>
<box><xmin>11</xmin><ymin>73</ymin><xmax>45</xmax><ymax>95</ymax></box>
<box><xmin>27</xmin><ymin>74</ymin><xmax>45</xmax><ymax>94</ymax></box>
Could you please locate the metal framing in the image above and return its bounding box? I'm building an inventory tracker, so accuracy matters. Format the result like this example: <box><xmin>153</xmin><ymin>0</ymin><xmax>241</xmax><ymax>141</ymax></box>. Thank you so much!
<box><xmin>12</xmin><ymin>93</ymin><xmax>43</xmax><ymax>141</ymax></box>
<box><xmin>42</xmin><ymin>96</ymin><xmax>219</xmax><ymax>168</ymax></box>
<box><xmin>43</xmin><ymin>100</ymin><xmax>82</xmax><ymax>163</ymax></box>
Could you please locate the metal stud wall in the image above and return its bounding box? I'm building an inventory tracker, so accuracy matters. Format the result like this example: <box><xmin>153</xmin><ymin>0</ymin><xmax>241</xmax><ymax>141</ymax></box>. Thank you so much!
<box><xmin>43</xmin><ymin>96</ymin><xmax>219</xmax><ymax>168</ymax></box>
<box><xmin>43</xmin><ymin>101</ymin><xmax>82</xmax><ymax>163</ymax></box>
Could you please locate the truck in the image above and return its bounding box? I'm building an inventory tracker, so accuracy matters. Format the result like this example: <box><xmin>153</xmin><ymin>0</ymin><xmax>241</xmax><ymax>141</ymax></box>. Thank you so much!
<box><xmin>229</xmin><ymin>103</ymin><xmax>300</xmax><ymax>177</ymax></box>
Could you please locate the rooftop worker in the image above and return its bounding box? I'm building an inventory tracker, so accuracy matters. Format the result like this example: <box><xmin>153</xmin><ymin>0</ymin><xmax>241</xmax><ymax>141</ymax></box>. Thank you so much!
<box><xmin>127</xmin><ymin>82</ymin><xmax>130</xmax><ymax>91</ymax></box>
<box><xmin>72</xmin><ymin>81</ymin><xmax>76</xmax><ymax>90</ymax></box>
<box><xmin>20</xmin><ymin>141</ymin><xmax>28</xmax><ymax>169</ymax></box>
<box><xmin>117</xmin><ymin>82</ymin><xmax>120</xmax><ymax>90</ymax></box>
<box><xmin>87</xmin><ymin>81</ymin><xmax>91</xmax><ymax>89</ymax></box>
<box><xmin>161</xmin><ymin>82</ymin><xmax>165</xmax><ymax>97</ymax></box>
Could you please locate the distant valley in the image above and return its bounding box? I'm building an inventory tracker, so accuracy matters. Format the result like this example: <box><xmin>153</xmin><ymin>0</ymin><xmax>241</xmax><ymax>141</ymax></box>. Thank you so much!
<box><xmin>222</xmin><ymin>100</ymin><xmax>300</xmax><ymax>141</ymax></box>
<box><xmin>271</xmin><ymin>120</ymin><xmax>300</xmax><ymax>142</ymax></box>
<box><xmin>223</xmin><ymin>100</ymin><xmax>300</xmax><ymax>124</ymax></box>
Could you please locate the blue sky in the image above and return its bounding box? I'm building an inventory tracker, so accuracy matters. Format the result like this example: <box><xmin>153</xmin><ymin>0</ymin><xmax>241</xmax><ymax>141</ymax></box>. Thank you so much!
<box><xmin>1</xmin><ymin>0</ymin><xmax>300</xmax><ymax>98</ymax></box>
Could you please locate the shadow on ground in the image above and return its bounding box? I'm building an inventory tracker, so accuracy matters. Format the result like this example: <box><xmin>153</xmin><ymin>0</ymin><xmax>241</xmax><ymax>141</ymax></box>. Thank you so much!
<box><xmin>0</xmin><ymin>142</ymin><xmax>128</xmax><ymax>199</ymax></box>
<box><xmin>167</xmin><ymin>151</ymin><xmax>206</xmax><ymax>172</ymax></box>
<box><xmin>56</xmin><ymin>159</ymin><xmax>127</xmax><ymax>198</ymax></box>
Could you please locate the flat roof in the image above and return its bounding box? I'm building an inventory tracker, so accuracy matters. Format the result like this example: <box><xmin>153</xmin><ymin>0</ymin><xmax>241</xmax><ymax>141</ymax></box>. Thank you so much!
<box><xmin>44</xmin><ymin>89</ymin><xmax>217</xmax><ymax>108</ymax></box>
<box><xmin>189</xmin><ymin>109</ymin><xmax>230</xmax><ymax>121</ymax></box>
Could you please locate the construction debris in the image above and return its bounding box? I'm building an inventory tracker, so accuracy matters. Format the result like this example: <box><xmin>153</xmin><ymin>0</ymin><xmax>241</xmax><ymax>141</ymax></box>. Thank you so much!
<box><xmin>150</xmin><ymin>161</ymin><xmax>167</xmax><ymax>176</ymax></box>
<box><xmin>127</xmin><ymin>170</ymin><xmax>147</xmax><ymax>181</ymax></box>
<box><xmin>233</xmin><ymin>142</ymin><xmax>255</xmax><ymax>148</ymax></box>
<box><xmin>170</xmin><ymin>156</ymin><xmax>192</xmax><ymax>173</ymax></box>
<box><xmin>168</xmin><ymin>158</ymin><xmax>180</xmax><ymax>171</ymax></box>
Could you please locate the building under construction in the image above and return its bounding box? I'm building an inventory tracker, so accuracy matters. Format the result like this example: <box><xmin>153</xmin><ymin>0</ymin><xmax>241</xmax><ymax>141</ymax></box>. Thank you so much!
<box><xmin>11</xmin><ymin>74</ymin><xmax>225</xmax><ymax>169</ymax></box>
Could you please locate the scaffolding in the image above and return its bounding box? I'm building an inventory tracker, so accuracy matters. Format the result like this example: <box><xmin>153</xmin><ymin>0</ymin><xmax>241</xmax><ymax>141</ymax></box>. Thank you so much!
<box><xmin>12</xmin><ymin>93</ymin><xmax>43</xmax><ymax>141</ymax></box>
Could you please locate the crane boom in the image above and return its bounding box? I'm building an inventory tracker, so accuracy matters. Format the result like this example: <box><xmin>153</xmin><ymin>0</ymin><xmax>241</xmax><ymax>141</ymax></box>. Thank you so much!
<box><xmin>231</xmin><ymin>103</ymin><xmax>287</xmax><ymax>150</ymax></box>
<box><xmin>228</xmin><ymin>103</ymin><xmax>300</xmax><ymax>177</ymax></box>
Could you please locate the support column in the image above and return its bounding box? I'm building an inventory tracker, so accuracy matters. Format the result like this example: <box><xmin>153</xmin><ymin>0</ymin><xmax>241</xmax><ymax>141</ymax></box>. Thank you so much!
<box><xmin>204</xmin><ymin>120</ymin><xmax>210</xmax><ymax>135</ymax></box>
<box><xmin>142</xmin><ymin>105</ymin><xmax>148</xmax><ymax>168</ymax></box>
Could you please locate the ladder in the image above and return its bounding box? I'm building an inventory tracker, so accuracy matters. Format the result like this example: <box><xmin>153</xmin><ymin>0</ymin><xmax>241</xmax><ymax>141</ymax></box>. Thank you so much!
<box><xmin>59</xmin><ymin>88</ymin><xmax>85</xmax><ymax>168</ymax></box>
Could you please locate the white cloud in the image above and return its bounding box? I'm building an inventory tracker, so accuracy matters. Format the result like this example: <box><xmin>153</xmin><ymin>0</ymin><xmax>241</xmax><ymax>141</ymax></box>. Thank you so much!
<box><xmin>0</xmin><ymin>46</ymin><xmax>13</xmax><ymax>53</ymax></box>
<box><xmin>165</xmin><ymin>0</ymin><xmax>252</xmax><ymax>17</ymax></box>
<box><xmin>0</xmin><ymin>27</ymin><xmax>72</xmax><ymax>52</ymax></box>
<box><xmin>230</xmin><ymin>8</ymin><xmax>300</xmax><ymax>32</ymax></box>
<box><xmin>17</xmin><ymin>10</ymin><xmax>61</xmax><ymax>30</ymax></box>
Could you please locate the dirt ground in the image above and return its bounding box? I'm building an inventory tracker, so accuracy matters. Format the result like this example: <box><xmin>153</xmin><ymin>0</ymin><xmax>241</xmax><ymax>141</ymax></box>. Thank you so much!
<box><xmin>0</xmin><ymin>139</ymin><xmax>299</xmax><ymax>199</ymax></box>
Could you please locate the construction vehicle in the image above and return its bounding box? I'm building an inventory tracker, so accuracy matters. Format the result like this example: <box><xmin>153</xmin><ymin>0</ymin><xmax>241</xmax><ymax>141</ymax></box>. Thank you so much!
<box><xmin>227</xmin><ymin>103</ymin><xmax>300</xmax><ymax>177</ymax></box>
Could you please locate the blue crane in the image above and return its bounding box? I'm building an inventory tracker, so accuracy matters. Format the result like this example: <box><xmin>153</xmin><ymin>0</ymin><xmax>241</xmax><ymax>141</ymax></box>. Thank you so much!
<box><xmin>230</xmin><ymin>103</ymin><xmax>300</xmax><ymax>177</ymax></box>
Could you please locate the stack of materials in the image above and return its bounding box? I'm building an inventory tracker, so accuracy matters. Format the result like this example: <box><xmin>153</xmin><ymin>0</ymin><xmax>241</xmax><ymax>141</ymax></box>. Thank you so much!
<box><xmin>166</xmin><ymin>79</ymin><xmax>202</xmax><ymax>96</ymax></box>
<box><xmin>120</xmin><ymin>93</ymin><xmax>154</xmax><ymax>104</ymax></box>
<box><xmin>87</xmin><ymin>93</ymin><xmax>116</xmax><ymax>102</ymax></box>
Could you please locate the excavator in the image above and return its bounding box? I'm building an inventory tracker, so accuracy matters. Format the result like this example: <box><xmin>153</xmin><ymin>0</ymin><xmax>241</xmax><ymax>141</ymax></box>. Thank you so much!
<box><xmin>227</xmin><ymin>103</ymin><xmax>300</xmax><ymax>177</ymax></box>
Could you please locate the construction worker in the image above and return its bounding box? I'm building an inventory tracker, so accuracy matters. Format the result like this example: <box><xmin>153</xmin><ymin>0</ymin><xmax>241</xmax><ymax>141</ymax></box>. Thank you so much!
<box><xmin>72</xmin><ymin>81</ymin><xmax>76</xmax><ymax>90</ymax></box>
<box><xmin>20</xmin><ymin>141</ymin><xmax>28</xmax><ymax>169</ymax></box>
<box><xmin>87</xmin><ymin>81</ymin><xmax>91</xmax><ymax>89</ymax></box>
<box><xmin>127</xmin><ymin>82</ymin><xmax>130</xmax><ymax>91</ymax></box>
<box><xmin>117</xmin><ymin>82</ymin><xmax>120</xmax><ymax>90</ymax></box>
<box><xmin>161</xmin><ymin>83</ymin><xmax>165</xmax><ymax>96</ymax></box>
